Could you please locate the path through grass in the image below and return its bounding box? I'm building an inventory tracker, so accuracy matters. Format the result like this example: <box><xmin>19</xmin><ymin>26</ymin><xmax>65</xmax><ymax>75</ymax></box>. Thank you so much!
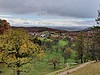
<box><xmin>67</xmin><ymin>62</ymin><xmax>100</xmax><ymax>75</ymax></box>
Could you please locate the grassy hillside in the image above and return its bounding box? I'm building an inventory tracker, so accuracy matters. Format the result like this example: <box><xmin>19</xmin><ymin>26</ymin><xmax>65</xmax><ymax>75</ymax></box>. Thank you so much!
<box><xmin>0</xmin><ymin>36</ymin><xmax>77</xmax><ymax>75</ymax></box>
<box><xmin>68</xmin><ymin>62</ymin><xmax>100</xmax><ymax>75</ymax></box>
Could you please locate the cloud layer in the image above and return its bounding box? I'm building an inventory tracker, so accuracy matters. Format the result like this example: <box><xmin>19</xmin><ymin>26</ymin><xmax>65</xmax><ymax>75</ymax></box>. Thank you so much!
<box><xmin>0</xmin><ymin>0</ymin><xmax>99</xmax><ymax>18</ymax></box>
<box><xmin>0</xmin><ymin>16</ymin><xmax>96</xmax><ymax>27</ymax></box>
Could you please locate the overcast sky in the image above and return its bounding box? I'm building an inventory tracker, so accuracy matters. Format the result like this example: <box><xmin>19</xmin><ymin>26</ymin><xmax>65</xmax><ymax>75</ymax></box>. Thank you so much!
<box><xmin>0</xmin><ymin>0</ymin><xmax>100</xmax><ymax>26</ymax></box>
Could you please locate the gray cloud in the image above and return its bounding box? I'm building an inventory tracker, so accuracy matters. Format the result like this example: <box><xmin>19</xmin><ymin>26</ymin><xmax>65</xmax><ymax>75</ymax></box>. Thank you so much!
<box><xmin>0</xmin><ymin>0</ymin><xmax>99</xmax><ymax>18</ymax></box>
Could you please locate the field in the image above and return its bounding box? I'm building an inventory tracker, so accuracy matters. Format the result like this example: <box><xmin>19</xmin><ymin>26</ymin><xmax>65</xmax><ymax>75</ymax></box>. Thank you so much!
<box><xmin>67</xmin><ymin>62</ymin><xmax>100</xmax><ymax>75</ymax></box>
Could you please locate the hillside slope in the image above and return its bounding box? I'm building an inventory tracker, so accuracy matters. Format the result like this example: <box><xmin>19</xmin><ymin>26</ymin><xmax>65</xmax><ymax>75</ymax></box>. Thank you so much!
<box><xmin>67</xmin><ymin>62</ymin><xmax>100</xmax><ymax>75</ymax></box>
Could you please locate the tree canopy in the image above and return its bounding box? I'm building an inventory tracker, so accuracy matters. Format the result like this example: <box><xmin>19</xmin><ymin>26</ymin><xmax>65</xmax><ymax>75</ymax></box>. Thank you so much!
<box><xmin>0</xmin><ymin>29</ymin><xmax>44</xmax><ymax>75</ymax></box>
<box><xmin>0</xmin><ymin>19</ymin><xmax>10</xmax><ymax>34</ymax></box>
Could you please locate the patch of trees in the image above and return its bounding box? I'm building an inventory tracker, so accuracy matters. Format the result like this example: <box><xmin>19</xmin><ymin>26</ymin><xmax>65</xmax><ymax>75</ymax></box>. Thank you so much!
<box><xmin>76</xmin><ymin>26</ymin><xmax>100</xmax><ymax>63</ymax></box>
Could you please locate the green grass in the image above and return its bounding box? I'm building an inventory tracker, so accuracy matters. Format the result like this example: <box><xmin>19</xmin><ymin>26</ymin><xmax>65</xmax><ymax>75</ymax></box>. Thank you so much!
<box><xmin>0</xmin><ymin>50</ymin><xmax>77</xmax><ymax>75</ymax></box>
<box><xmin>0</xmin><ymin>61</ymin><xmax>66</xmax><ymax>75</ymax></box>
<box><xmin>46</xmin><ymin>62</ymin><xmax>78</xmax><ymax>75</ymax></box>
<box><xmin>46</xmin><ymin>67</ymin><xmax>68</xmax><ymax>75</ymax></box>
<box><xmin>0</xmin><ymin>67</ymin><xmax>14</xmax><ymax>75</ymax></box>
<box><xmin>38</xmin><ymin>37</ymin><xmax>53</xmax><ymax>42</ymax></box>
<box><xmin>57</xmin><ymin>40</ymin><xmax>68</xmax><ymax>47</ymax></box>
<box><xmin>67</xmin><ymin>50</ymin><xmax>76</xmax><ymax>63</ymax></box>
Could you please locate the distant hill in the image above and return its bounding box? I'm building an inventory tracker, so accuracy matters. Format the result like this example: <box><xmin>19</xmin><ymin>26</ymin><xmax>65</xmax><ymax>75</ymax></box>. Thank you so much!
<box><xmin>83</xmin><ymin>26</ymin><xmax>100</xmax><ymax>32</ymax></box>
<box><xmin>11</xmin><ymin>26</ymin><xmax>68</xmax><ymax>33</ymax></box>
<box><xmin>48</xmin><ymin>26</ymin><xmax>90</xmax><ymax>31</ymax></box>
<box><xmin>12</xmin><ymin>26</ymin><xmax>91</xmax><ymax>33</ymax></box>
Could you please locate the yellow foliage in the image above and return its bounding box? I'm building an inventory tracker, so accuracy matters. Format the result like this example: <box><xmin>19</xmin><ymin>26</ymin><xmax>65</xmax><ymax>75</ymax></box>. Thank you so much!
<box><xmin>6</xmin><ymin>54</ymin><xmax>16</xmax><ymax>63</ymax></box>
<box><xmin>0</xmin><ymin>29</ymin><xmax>45</xmax><ymax>67</ymax></box>
<box><xmin>0</xmin><ymin>52</ymin><xmax>3</xmax><ymax>61</ymax></box>
<box><xmin>19</xmin><ymin>42</ymin><xmax>28</xmax><ymax>54</ymax></box>
<box><xmin>37</xmin><ymin>50</ymin><xmax>45</xmax><ymax>59</ymax></box>
<box><xmin>18</xmin><ymin>58</ymin><xmax>28</xmax><ymax>63</ymax></box>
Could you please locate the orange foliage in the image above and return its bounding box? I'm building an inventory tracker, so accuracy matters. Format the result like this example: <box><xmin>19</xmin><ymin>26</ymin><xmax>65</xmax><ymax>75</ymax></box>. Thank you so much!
<box><xmin>0</xmin><ymin>19</ymin><xmax>10</xmax><ymax>34</ymax></box>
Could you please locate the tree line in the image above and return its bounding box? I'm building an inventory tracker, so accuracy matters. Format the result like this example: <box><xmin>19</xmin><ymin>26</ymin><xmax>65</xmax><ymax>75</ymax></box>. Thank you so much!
<box><xmin>76</xmin><ymin>26</ymin><xmax>100</xmax><ymax>63</ymax></box>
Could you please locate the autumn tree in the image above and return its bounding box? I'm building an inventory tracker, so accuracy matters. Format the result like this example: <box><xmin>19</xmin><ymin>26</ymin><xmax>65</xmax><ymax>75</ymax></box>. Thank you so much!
<box><xmin>48</xmin><ymin>56</ymin><xmax>60</xmax><ymax>69</ymax></box>
<box><xmin>76</xmin><ymin>32</ymin><xmax>84</xmax><ymax>63</ymax></box>
<box><xmin>0</xmin><ymin>29</ymin><xmax>44</xmax><ymax>75</ymax></box>
<box><xmin>95</xmin><ymin>30</ymin><xmax>100</xmax><ymax>61</ymax></box>
<box><xmin>62</xmin><ymin>47</ymin><xmax>72</xmax><ymax>63</ymax></box>
<box><xmin>83</xmin><ymin>34</ymin><xmax>91</xmax><ymax>62</ymax></box>
<box><xmin>90</xmin><ymin>26</ymin><xmax>100</xmax><ymax>61</ymax></box>
<box><xmin>0</xmin><ymin>19</ymin><xmax>10</xmax><ymax>34</ymax></box>
<box><xmin>31</xmin><ymin>37</ymin><xmax>41</xmax><ymax>45</ymax></box>
<box><xmin>47</xmin><ymin>52</ymin><xmax>60</xmax><ymax>69</ymax></box>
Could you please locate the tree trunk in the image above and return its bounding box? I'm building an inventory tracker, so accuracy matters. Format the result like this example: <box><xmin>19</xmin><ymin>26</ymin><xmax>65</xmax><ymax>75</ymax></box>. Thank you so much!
<box><xmin>91</xmin><ymin>49</ymin><xmax>95</xmax><ymax>61</ymax></box>
<box><xmin>80</xmin><ymin>50</ymin><xmax>83</xmax><ymax>63</ymax></box>
<box><xmin>16</xmin><ymin>62</ymin><xmax>20</xmax><ymax>75</ymax></box>
<box><xmin>53</xmin><ymin>63</ymin><xmax>56</xmax><ymax>69</ymax></box>
<box><xmin>17</xmin><ymin>70</ymin><xmax>20</xmax><ymax>75</ymax></box>
<box><xmin>64</xmin><ymin>57</ymin><xmax>67</xmax><ymax>64</ymax></box>
<box><xmin>64</xmin><ymin>57</ymin><xmax>66</xmax><ymax>64</ymax></box>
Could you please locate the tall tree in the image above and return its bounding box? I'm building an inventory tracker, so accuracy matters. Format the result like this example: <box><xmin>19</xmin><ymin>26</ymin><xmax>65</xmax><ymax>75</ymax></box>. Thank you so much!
<box><xmin>0</xmin><ymin>29</ymin><xmax>44</xmax><ymax>75</ymax></box>
<box><xmin>76</xmin><ymin>32</ymin><xmax>84</xmax><ymax>63</ymax></box>
<box><xmin>91</xmin><ymin>26</ymin><xmax>100</xmax><ymax>61</ymax></box>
